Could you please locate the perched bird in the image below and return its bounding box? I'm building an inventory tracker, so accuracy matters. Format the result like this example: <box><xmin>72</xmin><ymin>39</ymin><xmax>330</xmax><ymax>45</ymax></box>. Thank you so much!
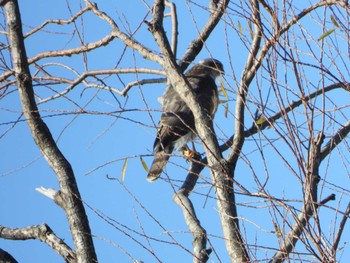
<box><xmin>147</xmin><ymin>58</ymin><xmax>224</xmax><ymax>182</ymax></box>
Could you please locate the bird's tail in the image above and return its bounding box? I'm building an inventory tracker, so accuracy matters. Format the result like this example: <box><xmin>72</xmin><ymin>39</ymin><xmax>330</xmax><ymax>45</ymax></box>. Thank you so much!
<box><xmin>147</xmin><ymin>151</ymin><xmax>170</xmax><ymax>182</ymax></box>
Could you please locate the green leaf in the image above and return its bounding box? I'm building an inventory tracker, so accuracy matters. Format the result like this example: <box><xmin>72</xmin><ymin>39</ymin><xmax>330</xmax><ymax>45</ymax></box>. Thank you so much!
<box><xmin>330</xmin><ymin>15</ymin><xmax>339</xmax><ymax>28</ymax></box>
<box><xmin>237</xmin><ymin>20</ymin><xmax>243</xmax><ymax>35</ymax></box>
<box><xmin>248</xmin><ymin>20</ymin><xmax>253</xmax><ymax>40</ymax></box>
<box><xmin>255</xmin><ymin>117</ymin><xmax>266</xmax><ymax>126</ymax></box>
<box><xmin>140</xmin><ymin>157</ymin><xmax>149</xmax><ymax>172</ymax></box>
<box><xmin>121</xmin><ymin>158</ymin><xmax>128</xmax><ymax>182</ymax></box>
<box><xmin>318</xmin><ymin>28</ymin><xmax>336</xmax><ymax>41</ymax></box>
<box><xmin>255</xmin><ymin>116</ymin><xmax>275</xmax><ymax>129</ymax></box>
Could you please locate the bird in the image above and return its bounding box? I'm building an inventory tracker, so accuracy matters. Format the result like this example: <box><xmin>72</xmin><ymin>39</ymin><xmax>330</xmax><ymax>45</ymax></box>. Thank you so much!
<box><xmin>147</xmin><ymin>58</ymin><xmax>224</xmax><ymax>182</ymax></box>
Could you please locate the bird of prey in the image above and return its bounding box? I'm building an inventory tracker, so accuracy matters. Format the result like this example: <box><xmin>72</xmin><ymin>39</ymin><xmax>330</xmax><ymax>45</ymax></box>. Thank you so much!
<box><xmin>147</xmin><ymin>58</ymin><xmax>224</xmax><ymax>182</ymax></box>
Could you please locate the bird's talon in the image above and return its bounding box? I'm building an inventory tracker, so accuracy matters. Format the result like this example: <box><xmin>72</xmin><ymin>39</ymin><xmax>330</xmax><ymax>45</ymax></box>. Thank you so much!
<box><xmin>183</xmin><ymin>148</ymin><xmax>200</xmax><ymax>160</ymax></box>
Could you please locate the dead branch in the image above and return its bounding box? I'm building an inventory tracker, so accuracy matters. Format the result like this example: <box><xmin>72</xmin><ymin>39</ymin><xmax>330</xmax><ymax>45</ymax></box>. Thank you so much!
<box><xmin>0</xmin><ymin>224</ymin><xmax>76</xmax><ymax>262</ymax></box>
<box><xmin>24</xmin><ymin>6</ymin><xmax>91</xmax><ymax>38</ymax></box>
<box><xmin>179</xmin><ymin>0</ymin><xmax>229</xmax><ymax>70</ymax></box>
<box><xmin>173</xmin><ymin>155</ymin><xmax>210</xmax><ymax>263</ymax></box>
<box><xmin>121</xmin><ymin>77</ymin><xmax>166</xmax><ymax>96</ymax></box>
<box><xmin>0</xmin><ymin>32</ymin><xmax>117</xmax><ymax>83</ymax></box>
<box><xmin>35</xmin><ymin>68</ymin><xmax>166</xmax><ymax>103</ymax></box>
<box><xmin>85</xmin><ymin>0</ymin><xmax>162</xmax><ymax>65</ymax></box>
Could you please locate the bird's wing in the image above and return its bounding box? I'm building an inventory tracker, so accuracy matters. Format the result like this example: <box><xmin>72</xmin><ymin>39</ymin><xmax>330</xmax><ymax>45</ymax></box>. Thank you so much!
<box><xmin>147</xmin><ymin>85</ymin><xmax>195</xmax><ymax>182</ymax></box>
<box><xmin>153</xmin><ymin>85</ymin><xmax>195</xmax><ymax>153</ymax></box>
<box><xmin>186</xmin><ymin>75</ymin><xmax>219</xmax><ymax>117</ymax></box>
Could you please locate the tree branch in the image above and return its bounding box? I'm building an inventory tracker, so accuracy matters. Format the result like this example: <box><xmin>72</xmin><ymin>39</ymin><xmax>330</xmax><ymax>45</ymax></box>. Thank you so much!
<box><xmin>24</xmin><ymin>6</ymin><xmax>91</xmax><ymax>38</ymax></box>
<box><xmin>0</xmin><ymin>224</ymin><xmax>76</xmax><ymax>262</ymax></box>
<box><xmin>269</xmin><ymin>194</ymin><xmax>336</xmax><ymax>263</ymax></box>
<box><xmin>4</xmin><ymin>1</ymin><xmax>97</xmax><ymax>262</ymax></box>
<box><xmin>270</xmin><ymin>132</ymin><xmax>333</xmax><ymax>262</ymax></box>
<box><xmin>173</xmin><ymin>155</ymin><xmax>210</xmax><ymax>263</ymax></box>
<box><xmin>226</xmin><ymin>0</ymin><xmax>349</xmax><ymax>172</ymax></box>
<box><xmin>0</xmin><ymin>32</ymin><xmax>117</xmax><ymax>83</ymax></box>
<box><xmin>332</xmin><ymin>202</ymin><xmax>350</xmax><ymax>257</ymax></box>
<box><xmin>165</xmin><ymin>0</ymin><xmax>178</xmax><ymax>56</ymax></box>
<box><xmin>227</xmin><ymin>0</ymin><xmax>262</xmax><ymax>170</ymax></box>
<box><xmin>36</xmin><ymin>68</ymin><xmax>166</xmax><ymax>103</ymax></box>
<box><xmin>320</xmin><ymin>120</ymin><xmax>350</xmax><ymax>161</ymax></box>
<box><xmin>179</xmin><ymin>0</ymin><xmax>230</xmax><ymax>70</ymax></box>
<box><xmin>85</xmin><ymin>0</ymin><xmax>162</xmax><ymax>65</ymax></box>
<box><xmin>147</xmin><ymin>1</ymin><xmax>250</xmax><ymax>262</ymax></box>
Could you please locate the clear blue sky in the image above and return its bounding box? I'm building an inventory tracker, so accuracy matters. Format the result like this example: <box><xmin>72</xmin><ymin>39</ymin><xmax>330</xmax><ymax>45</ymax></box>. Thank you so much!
<box><xmin>1</xmin><ymin>0</ymin><xmax>350</xmax><ymax>262</ymax></box>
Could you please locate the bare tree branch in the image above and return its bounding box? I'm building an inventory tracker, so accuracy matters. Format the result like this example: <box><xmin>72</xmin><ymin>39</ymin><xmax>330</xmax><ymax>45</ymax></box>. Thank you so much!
<box><xmin>269</xmin><ymin>194</ymin><xmax>336</xmax><ymax>263</ymax></box>
<box><xmin>320</xmin><ymin>120</ymin><xmax>350</xmax><ymax>161</ymax></box>
<box><xmin>36</xmin><ymin>68</ymin><xmax>166</xmax><ymax>103</ymax></box>
<box><xmin>0</xmin><ymin>32</ymin><xmax>117</xmax><ymax>83</ymax></box>
<box><xmin>0</xmin><ymin>224</ymin><xmax>76</xmax><ymax>262</ymax></box>
<box><xmin>165</xmin><ymin>0</ymin><xmax>178</xmax><ymax>56</ymax></box>
<box><xmin>24</xmin><ymin>6</ymin><xmax>91</xmax><ymax>38</ymax></box>
<box><xmin>270</xmin><ymin>133</ymin><xmax>333</xmax><ymax>262</ymax></box>
<box><xmin>147</xmin><ymin>1</ymin><xmax>250</xmax><ymax>262</ymax></box>
<box><xmin>173</xmin><ymin>155</ymin><xmax>210</xmax><ymax>263</ymax></box>
<box><xmin>4</xmin><ymin>1</ymin><xmax>97</xmax><ymax>262</ymax></box>
<box><xmin>227</xmin><ymin>0</ymin><xmax>262</xmax><ymax>169</ymax></box>
<box><xmin>332</xmin><ymin>202</ymin><xmax>350</xmax><ymax>257</ymax></box>
<box><xmin>85</xmin><ymin>0</ymin><xmax>163</xmax><ymax>65</ymax></box>
<box><xmin>179</xmin><ymin>0</ymin><xmax>230</xmax><ymax>70</ymax></box>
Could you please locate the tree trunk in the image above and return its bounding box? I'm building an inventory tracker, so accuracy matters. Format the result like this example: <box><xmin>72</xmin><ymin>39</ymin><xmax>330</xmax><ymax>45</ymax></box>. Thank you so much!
<box><xmin>4</xmin><ymin>1</ymin><xmax>97</xmax><ymax>262</ymax></box>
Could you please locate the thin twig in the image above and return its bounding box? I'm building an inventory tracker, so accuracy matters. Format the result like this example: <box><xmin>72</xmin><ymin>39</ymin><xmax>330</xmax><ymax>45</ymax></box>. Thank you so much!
<box><xmin>165</xmin><ymin>0</ymin><xmax>178</xmax><ymax>56</ymax></box>
<box><xmin>24</xmin><ymin>6</ymin><xmax>91</xmax><ymax>38</ymax></box>
<box><xmin>331</xmin><ymin>202</ymin><xmax>350</xmax><ymax>256</ymax></box>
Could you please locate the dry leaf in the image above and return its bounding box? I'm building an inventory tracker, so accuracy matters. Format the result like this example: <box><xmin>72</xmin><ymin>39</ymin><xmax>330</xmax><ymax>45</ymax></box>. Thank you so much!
<box><xmin>121</xmin><ymin>158</ymin><xmax>128</xmax><ymax>182</ymax></box>
<box><xmin>140</xmin><ymin>157</ymin><xmax>149</xmax><ymax>172</ymax></box>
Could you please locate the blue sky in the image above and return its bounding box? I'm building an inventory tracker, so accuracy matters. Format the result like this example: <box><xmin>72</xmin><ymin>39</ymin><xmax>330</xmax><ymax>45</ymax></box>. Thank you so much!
<box><xmin>1</xmin><ymin>0</ymin><xmax>350</xmax><ymax>262</ymax></box>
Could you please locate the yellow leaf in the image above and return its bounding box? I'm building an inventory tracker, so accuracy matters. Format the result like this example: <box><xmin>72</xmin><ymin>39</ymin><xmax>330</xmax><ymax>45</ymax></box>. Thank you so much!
<box><xmin>255</xmin><ymin>117</ymin><xmax>266</xmax><ymax>126</ymax></box>
<box><xmin>121</xmin><ymin>158</ymin><xmax>128</xmax><ymax>182</ymax></box>
<box><xmin>220</xmin><ymin>82</ymin><xmax>229</xmax><ymax>98</ymax></box>
<box><xmin>140</xmin><ymin>157</ymin><xmax>149</xmax><ymax>172</ymax></box>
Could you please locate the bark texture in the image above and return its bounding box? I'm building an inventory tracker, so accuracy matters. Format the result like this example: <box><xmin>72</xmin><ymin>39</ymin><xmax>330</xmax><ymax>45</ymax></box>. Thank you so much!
<box><xmin>4</xmin><ymin>1</ymin><xmax>97</xmax><ymax>262</ymax></box>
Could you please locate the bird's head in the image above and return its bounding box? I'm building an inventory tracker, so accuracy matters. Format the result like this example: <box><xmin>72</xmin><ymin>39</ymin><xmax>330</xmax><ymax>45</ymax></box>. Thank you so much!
<box><xmin>196</xmin><ymin>58</ymin><xmax>224</xmax><ymax>79</ymax></box>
